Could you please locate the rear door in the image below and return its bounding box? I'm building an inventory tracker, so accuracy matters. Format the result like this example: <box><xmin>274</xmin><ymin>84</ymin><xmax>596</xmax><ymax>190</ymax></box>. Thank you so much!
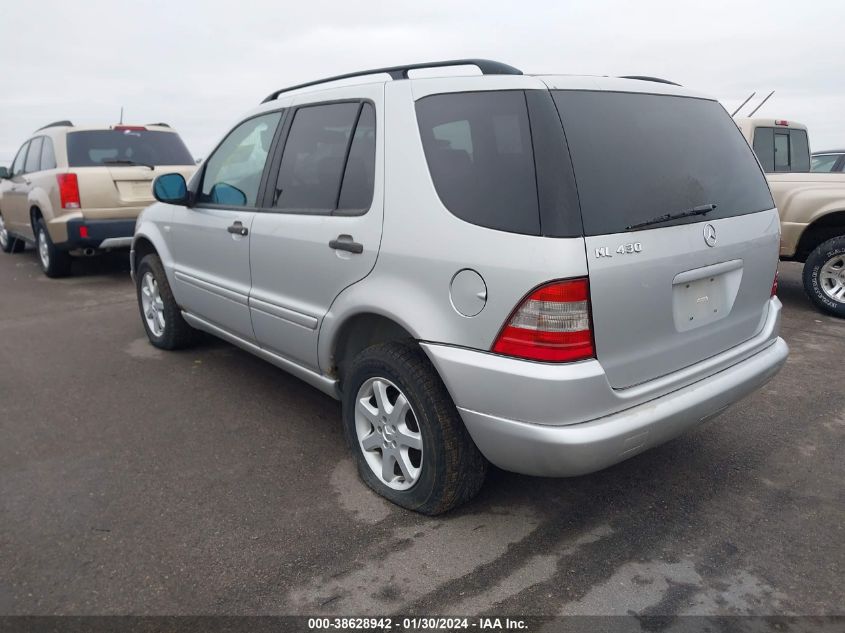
<box><xmin>248</xmin><ymin>85</ymin><xmax>383</xmax><ymax>371</ymax></box>
<box><xmin>551</xmin><ymin>89</ymin><xmax>779</xmax><ymax>389</ymax></box>
<box><xmin>169</xmin><ymin>111</ymin><xmax>282</xmax><ymax>342</ymax></box>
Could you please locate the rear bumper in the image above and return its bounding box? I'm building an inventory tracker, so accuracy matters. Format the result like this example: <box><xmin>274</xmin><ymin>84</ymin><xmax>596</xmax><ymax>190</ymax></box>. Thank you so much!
<box><xmin>422</xmin><ymin>298</ymin><xmax>788</xmax><ymax>477</ymax></box>
<box><xmin>55</xmin><ymin>218</ymin><xmax>136</xmax><ymax>251</ymax></box>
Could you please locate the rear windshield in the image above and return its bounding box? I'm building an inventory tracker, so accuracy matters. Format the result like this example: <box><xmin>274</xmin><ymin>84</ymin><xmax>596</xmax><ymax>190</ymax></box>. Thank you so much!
<box><xmin>552</xmin><ymin>91</ymin><xmax>775</xmax><ymax>236</ymax></box>
<box><xmin>66</xmin><ymin>130</ymin><xmax>194</xmax><ymax>167</ymax></box>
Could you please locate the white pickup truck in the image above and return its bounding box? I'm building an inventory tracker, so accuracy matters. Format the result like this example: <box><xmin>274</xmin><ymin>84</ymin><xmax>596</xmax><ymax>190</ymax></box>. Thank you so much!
<box><xmin>736</xmin><ymin>118</ymin><xmax>845</xmax><ymax>317</ymax></box>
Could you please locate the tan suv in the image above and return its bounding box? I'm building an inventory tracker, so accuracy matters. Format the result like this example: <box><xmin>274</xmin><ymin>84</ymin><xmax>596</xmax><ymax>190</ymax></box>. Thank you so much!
<box><xmin>736</xmin><ymin>118</ymin><xmax>845</xmax><ymax>318</ymax></box>
<box><xmin>0</xmin><ymin>121</ymin><xmax>196</xmax><ymax>277</ymax></box>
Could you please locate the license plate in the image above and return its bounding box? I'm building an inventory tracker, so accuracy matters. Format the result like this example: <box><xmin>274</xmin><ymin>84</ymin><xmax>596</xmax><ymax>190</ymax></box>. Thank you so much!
<box><xmin>672</xmin><ymin>262</ymin><xmax>743</xmax><ymax>332</ymax></box>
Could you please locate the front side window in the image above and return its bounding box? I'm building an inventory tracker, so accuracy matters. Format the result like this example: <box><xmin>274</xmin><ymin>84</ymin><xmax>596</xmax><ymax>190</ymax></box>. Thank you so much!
<box><xmin>25</xmin><ymin>137</ymin><xmax>43</xmax><ymax>173</ymax></box>
<box><xmin>415</xmin><ymin>91</ymin><xmax>540</xmax><ymax>235</ymax></box>
<box><xmin>11</xmin><ymin>142</ymin><xmax>29</xmax><ymax>176</ymax></box>
<box><xmin>198</xmin><ymin>111</ymin><xmax>282</xmax><ymax>208</ymax></box>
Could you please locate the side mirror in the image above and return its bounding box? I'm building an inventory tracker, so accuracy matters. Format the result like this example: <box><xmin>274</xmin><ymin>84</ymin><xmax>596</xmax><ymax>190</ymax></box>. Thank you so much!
<box><xmin>0</xmin><ymin>167</ymin><xmax>10</xmax><ymax>180</ymax></box>
<box><xmin>152</xmin><ymin>173</ymin><xmax>188</xmax><ymax>205</ymax></box>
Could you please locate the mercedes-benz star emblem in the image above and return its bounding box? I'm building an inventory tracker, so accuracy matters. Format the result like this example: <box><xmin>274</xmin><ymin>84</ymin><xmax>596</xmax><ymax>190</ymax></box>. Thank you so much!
<box><xmin>703</xmin><ymin>223</ymin><xmax>717</xmax><ymax>247</ymax></box>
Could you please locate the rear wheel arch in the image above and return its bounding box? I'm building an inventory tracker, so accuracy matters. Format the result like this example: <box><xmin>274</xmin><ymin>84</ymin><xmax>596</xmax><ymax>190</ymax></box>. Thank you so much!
<box><xmin>795</xmin><ymin>211</ymin><xmax>845</xmax><ymax>262</ymax></box>
<box><xmin>330</xmin><ymin>313</ymin><xmax>417</xmax><ymax>390</ymax></box>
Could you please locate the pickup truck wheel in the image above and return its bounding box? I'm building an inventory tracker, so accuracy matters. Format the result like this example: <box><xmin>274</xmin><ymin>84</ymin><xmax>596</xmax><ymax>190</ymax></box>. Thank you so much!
<box><xmin>35</xmin><ymin>218</ymin><xmax>72</xmax><ymax>277</ymax></box>
<box><xmin>342</xmin><ymin>341</ymin><xmax>487</xmax><ymax>515</ymax></box>
<box><xmin>136</xmin><ymin>253</ymin><xmax>196</xmax><ymax>349</ymax></box>
<box><xmin>0</xmin><ymin>214</ymin><xmax>23</xmax><ymax>253</ymax></box>
<box><xmin>803</xmin><ymin>236</ymin><xmax>845</xmax><ymax>318</ymax></box>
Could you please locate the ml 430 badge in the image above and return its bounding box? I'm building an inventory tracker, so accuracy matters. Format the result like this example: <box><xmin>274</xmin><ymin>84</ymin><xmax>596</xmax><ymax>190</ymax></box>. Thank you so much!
<box><xmin>595</xmin><ymin>242</ymin><xmax>643</xmax><ymax>258</ymax></box>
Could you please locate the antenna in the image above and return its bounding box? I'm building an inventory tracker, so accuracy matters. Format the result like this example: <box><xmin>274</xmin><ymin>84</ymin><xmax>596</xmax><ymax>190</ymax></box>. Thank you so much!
<box><xmin>731</xmin><ymin>91</ymin><xmax>756</xmax><ymax>117</ymax></box>
<box><xmin>747</xmin><ymin>91</ymin><xmax>775</xmax><ymax>117</ymax></box>
<box><xmin>119</xmin><ymin>106</ymin><xmax>124</xmax><ymax>125</ymax></box>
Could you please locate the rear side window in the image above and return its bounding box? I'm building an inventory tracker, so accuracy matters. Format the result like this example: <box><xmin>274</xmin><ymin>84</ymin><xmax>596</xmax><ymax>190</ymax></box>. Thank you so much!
<box><xmin>415</xmin><ymin>91</ymin><xmax>540</xmax><ymax>235</ymax></box>
<box><xmin>338</xmin><ymin>103</ymin><xmax>376</xmax><ymax>213</ymax></box>
<box><xmin>25</xmin><ymin>137</ymin><xmax>43</xmax><ymax>173</ymax></box>
<box><xmin>552</xmin><ymin>91</ymin><xmax>774</xmax><ymax>236</ymax></box>
<box><xmin>272</xmin><ymin>101</ymin><xmax>376</xmax><ymax>214</ymax></box>
<box><xmin>40</xmin><ymin>137</ymin><xmax>57</xmax><ymax>170</ymax></box>
<box><xmin>752</xmin><ymin>127</ymin><xmax>810</xmax><ymax>173</ymax></box>
<box><xmin>66</xmin><ymin>130</ymin><xmax>194</xmax><ymax>167</ymax></box>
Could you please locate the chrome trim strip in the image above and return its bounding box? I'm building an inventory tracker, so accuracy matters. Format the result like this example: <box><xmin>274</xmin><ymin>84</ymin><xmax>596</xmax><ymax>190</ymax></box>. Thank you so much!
<box><xmin>248</xmin><ymin>296</ymin><xmax>318</xmax><ymax>330</ymax></box>
<box><xmin>174</xmin><ymin>270</ymin><xmax>248</xmax><ymax>306</ymax></box>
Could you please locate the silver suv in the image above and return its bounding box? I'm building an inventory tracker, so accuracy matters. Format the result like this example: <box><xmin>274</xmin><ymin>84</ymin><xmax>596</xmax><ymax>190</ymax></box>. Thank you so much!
<box><xmin>132</xmin><ymin>60</ymin><xmax>788</xmax><ymax>514</ymax></box>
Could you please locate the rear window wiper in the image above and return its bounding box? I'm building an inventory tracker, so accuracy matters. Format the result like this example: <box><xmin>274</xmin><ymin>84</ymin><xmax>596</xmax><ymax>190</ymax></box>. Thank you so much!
<box><xmin>101</xmin><ymin>159</ymin><xmax>155</xmax><ymax>171</ymax></box>
<box><xmin>626</xmin><ymin>204</ymin><xmax>717</xmax><ymax>230</ymax></box>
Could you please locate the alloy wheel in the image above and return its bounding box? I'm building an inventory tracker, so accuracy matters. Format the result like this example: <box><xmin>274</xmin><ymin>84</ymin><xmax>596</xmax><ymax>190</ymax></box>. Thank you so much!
<box><xmin>819</xmin><ymin>254</ymin><xmax>845</xmax><ymax>304</ymax></box>
<box><xmin>354</xmin><ymin>377</ymin><xmax>424</xmax><ymax>490</ymax></box>
<box><xmin>38</xmin><ymin>229</ymin><xmax>50</xmax><ymax>269</ymax></box>
<box><xmin>0</xmin><ymin>215</ymin><xmax>8</xmax><ymax>250</ymax></box>
<box><xmin>140</xmin><ymin>271</ymin><xmax>166</xmax><ymax>337</ymax></box>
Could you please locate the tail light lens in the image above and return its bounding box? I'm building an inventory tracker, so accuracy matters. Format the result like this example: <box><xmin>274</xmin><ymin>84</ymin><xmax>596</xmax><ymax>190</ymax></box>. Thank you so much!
<box><xmin>491</xmin><ymin>278</ymin><xmax>594</xmax><ymax>362</ymax></box>
<box><xmin>771</xmin><ymin>270</ymin><xmax>779</xmax><ymax>297</ymax></box>
<box><xmin>57</xmin><ymin>174</ymin><xmax>80</xmax><ymax>209</ymax></box>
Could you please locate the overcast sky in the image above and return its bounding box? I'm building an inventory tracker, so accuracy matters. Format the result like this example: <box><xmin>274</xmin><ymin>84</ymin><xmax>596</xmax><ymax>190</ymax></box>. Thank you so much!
<box><xmin>1</xmin><ymin>0</ymin><xmax>843</xmax><ymax>163</ymax></box>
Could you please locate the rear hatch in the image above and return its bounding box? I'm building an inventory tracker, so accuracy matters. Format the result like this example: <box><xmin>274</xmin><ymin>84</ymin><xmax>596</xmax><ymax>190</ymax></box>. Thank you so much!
<box><xmin>551</xmin><ymin>89</ymin><xmax>779</xmax><ymax>389</ymax></box>
<box><xmin>66</xmin><ymin>127</ymin><xmax>195</xmax><ymax>214</ymax></box>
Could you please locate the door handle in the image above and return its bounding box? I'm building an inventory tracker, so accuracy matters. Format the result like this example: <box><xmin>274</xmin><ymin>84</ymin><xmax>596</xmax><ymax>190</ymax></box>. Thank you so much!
<box><xmin>227</xmin><ymin>221</ymin><xmax>248</xmax><ymax>236</ymax></box>
<box><xmin>329</xmin><ymin>235</ymin><xmax>363</xmax><ymax>254</ymax></box>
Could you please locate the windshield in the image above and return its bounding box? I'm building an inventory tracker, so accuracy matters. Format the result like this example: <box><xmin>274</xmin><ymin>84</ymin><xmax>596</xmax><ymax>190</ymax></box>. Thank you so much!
<box><xmin>552</xmin><ymin>91</ymin><xmax>774</xmax><ymax>235</ymax></box>
<box><xmin>67</xmin><ymin>130</ymin><xmax>194</xmax><ymax>167</ymax></box>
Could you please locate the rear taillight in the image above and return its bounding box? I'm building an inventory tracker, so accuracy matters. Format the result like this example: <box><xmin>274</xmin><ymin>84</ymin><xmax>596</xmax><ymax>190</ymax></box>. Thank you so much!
<box><xmin>771</xmin><ymin>270</ymin><xmax>779</xmax><ymax>297</ymax></box>
<box><xmin>491</xmin><ymin>278</ymin><xmax>594</xmax><ymax>363</ymax></box>
<box><xmin>57</xmin><ymin>174</ymin><xmax>80</xmax><ymax>209</ymax></box>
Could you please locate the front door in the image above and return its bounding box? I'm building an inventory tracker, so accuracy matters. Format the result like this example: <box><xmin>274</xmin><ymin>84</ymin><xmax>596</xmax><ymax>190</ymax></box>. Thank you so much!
<box><xmin>248</xmin><ymin>86</ymin><xmax>383</xmax><ymax>371</ymax></box>
<box><xmin>168</xmin><ymin>110</ymin><xmax>283</xmax><ymax>342</ymax></box>
<box><xmin>3</xmin><ymin>141</ymin><xmax>31</xmax><ymax>236</ymax></box>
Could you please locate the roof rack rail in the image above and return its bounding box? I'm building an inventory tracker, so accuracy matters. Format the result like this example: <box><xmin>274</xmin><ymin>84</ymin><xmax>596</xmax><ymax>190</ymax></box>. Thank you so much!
<box><xmin>146</xmin><ymin>122</ymin><xmax>171</xmax><ymax>128</ymax></box>
<box><xmin>262</xmin><ymin>59</ymin><xmax>523</xmax><ymax>103</ymax></box>
<box><xmin>37</xmin><ymin>120</ymin><xmax>73</xmax><ymax>131</ymax></box>
<box><xmin>618</xmin><ymin>75</ymin><xmax>681</xmax><ymax>87</ymax></box>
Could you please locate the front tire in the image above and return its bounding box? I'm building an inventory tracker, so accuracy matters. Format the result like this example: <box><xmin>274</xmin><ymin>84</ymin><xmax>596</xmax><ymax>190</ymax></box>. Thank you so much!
<box><xmin>35</xmin><ymin>218</ymin><xmax>72</xmax><ymax>277</ymax></box>
<box><xmin>136</xmin><ymin>253</ymin><xmax>196</xmax><ymax>349</ymax></box>
<box><xmin>803</xmin><ymin>236</ymin><xmax>845</xmax><ymax>318</ymax></box>
<box><xmin>342</xmin><ymin>341</ymin><xmax>487</xmax><ymax>515</ymax></box>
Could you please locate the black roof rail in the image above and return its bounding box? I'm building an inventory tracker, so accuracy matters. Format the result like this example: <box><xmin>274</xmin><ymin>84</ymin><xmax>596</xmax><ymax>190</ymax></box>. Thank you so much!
<box><xmin>262</xmin><ymin>59</ymin><xmax>523</xmax><ymax>103</ymax></box>
<box><xmin>37</xmin><ymin>120</ymin><xmax>73</xmax><ymax>131</ymax></box>
<box><xmin>618</xmin><ymin>75</ymin><xmax>681</xmax><ymax>87</ymax></box>
<box><xmin>146</xmin><ymin>122</ymin><xmax>171</xmax><ymax>128</ymax></box>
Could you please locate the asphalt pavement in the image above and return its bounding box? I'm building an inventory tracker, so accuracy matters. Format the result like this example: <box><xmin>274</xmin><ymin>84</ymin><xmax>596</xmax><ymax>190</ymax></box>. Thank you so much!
<box><xmin>0</xmin><ymin>248</ymin><xmax>842</xmax><ymax>617</ymax></box>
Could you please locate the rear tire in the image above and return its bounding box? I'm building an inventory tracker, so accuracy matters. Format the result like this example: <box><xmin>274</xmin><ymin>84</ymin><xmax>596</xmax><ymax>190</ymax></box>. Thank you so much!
<box><xmin>802</xmin><ymin>236</ymin><xmax>845</xmax><ymax>318</ymax></box>
<box><xmin>136</xmin><ymin>253</ymin><xmax>197</xmax><ymax>350</ymax></box>
<box><xmin>35</xmin><ymin>218</ymin><xmax>72</xmax><ymax>277</ymax></box>
<box><xmin>0</xmin><ymin>214</ymin><xmax>24</xmax><ymax>254</ymax></box>
<box><xmin>342</xmin><ymin>341</ymin><xmax>487</xmax><ymax>515</ymax></box>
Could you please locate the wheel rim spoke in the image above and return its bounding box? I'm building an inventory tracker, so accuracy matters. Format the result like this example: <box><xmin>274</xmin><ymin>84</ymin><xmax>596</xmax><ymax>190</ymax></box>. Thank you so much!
<box><xmin>360</xmin><ymin>431</ymin><xmax>382</xmax><ymax>451</ymax></box>
<box><xmin>395</xmin><ymin>427</ymin><xmax>422</xmax><ymax>451</ymax></box>
<box><xmin>395</xmin><ymin>449</ymin><xmax>419</xmax><ymax>482</ymax></box>
<box><xmin>381</xmin><ymin>451</ymin><xmax>397</xmax><ymax>482</ymax></box>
